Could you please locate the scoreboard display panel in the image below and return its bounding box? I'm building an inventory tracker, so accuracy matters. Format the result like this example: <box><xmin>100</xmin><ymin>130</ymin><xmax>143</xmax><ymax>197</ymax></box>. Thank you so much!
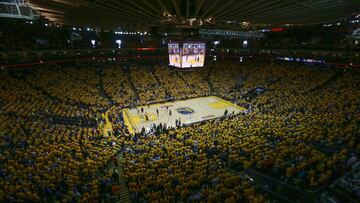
<box><xmin>168</xmin><ymin>43</ymin><xmax>181</xmax><ymax>67</ymax></box>
<box><xmin>168</xmin><ymin>41</ymin><xmax>206</xmax><ymax>68</ymax></box>
<box><xmin>181</xmin><ymin>43</ymin><xmax>205</xmax><ymax>68</ymax></box>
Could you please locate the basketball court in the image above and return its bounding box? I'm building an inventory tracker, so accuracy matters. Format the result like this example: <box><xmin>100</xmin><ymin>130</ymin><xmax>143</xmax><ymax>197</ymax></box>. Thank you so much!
<box><xmin>122</xmin><ymin>96</ymin><xmax>246</xmax><ymax>134</ymax></box>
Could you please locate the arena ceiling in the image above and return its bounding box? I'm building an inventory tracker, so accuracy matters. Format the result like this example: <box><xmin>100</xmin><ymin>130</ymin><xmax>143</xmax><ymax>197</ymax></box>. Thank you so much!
<box><xmin>29</xmin><ymin>0</ymin><xmax>360</xmax><ymax>28</ymax></box>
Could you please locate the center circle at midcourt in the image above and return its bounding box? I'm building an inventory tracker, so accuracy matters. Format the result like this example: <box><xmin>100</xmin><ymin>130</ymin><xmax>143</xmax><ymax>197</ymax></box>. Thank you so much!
<box><xmin>176</xmin><ymin>107</ymin><xmax>195</xmax><ymax>115</ymax></box>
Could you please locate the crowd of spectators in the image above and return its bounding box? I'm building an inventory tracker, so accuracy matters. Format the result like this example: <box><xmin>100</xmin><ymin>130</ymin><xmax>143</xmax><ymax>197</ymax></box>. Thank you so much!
<box><xmin>110</xmin><ymin>61</ymin><xmax>359</xmax><ymax>202</ymax></box>
<box><xmin>0</xmin><ymin>59</ymin><xmax>359</xmax><ymax>202</ymax></box>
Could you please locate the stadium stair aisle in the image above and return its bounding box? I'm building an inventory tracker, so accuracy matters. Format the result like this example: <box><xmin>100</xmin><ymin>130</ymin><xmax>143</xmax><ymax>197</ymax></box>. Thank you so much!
<box><xmin>9</xmin><ymin>73</ymin><xmax>64</xmax><ymax>104</ymax></box>
<box><xmin>229</xmin><ymin>170</ymin><xmax>294</xmax><ymax>203</ymax></box>
<box><xmin>13</xmin><ymin>72</ymin><xmax>93</xmax><ymax>109</ymax></box>
<box><xmin>117</xmin><ymin>154</ymin><xmax>131</xmax><ymax>203</ymax></box>
<box><xmin>243</xmin><ymin>169</ymin><xmax>312</xmax><ymax>202</ymax></box>
<box><xmin>306</xmin><ymin>70</ymin><xmax>343</xmax><ymax>94</ymax></box>
<box><xmin>60</xmin><ymin>68</ymin><xmax>89</xmax><ymax>85</ymax></box>
<box><xmin>150</xmin><ymin>70</ymin><xmax>171</xmax><ymax>98</ymax></box>
<box><xmin>175</xmin><ymin>69</ymin><xmax>196</xmax><ymax>94</ymax></box>
<box><xmin>100</xmin><ymin>111</ymin><xmax>114</xmax><ymax>137</ymax></box>
<box><xmin>96</xmin><ymin>67</ymin><xmax>115</xmax><ymax>105</ymax></box>
<box><xmin>106</xmin><ymin>153</ymin><xmax>131</xmax><ymax>203</ymax></box>
<box><xmin>227</xmin><ymin>168</ymin><xmax>315</xmax><ymax>203</ymax></box>
<box><xmin>103</xmin><ymin>152</ymin><xmax>131</xmax><ymax>203</ymax></box>
<box><xmin>121</xmin><ymin>109</ymin><xmax>136</xmax><ymax>134</ymax></box>
<box><xmin>205</xmin><ymin>65</ymin><xmax>214</xmax><ymax>94</ymax></box>
<box><xmin>122</xmin><ymin>67</ymin><xmax>141</xmax><ymax>103</ymax></box>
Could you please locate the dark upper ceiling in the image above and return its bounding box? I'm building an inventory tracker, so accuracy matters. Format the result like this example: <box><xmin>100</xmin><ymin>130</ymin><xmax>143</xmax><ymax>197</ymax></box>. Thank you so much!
<box><xmin>29</xmin><ymin>0</ymin><xmax>360</xmax><ymax>29</ymax></box>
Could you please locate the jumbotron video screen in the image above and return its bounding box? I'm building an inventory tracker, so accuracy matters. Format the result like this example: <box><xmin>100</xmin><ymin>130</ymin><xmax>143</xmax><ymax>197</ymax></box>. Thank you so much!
<box><xmin>168</xmin><ymin>43</ymin><xmax>181</xmax><ymax>67</ymax></box>
<box><xmin>168</xmin><ymin>42</ymin><xmax>206</xmax><ymax>68</ymax></box>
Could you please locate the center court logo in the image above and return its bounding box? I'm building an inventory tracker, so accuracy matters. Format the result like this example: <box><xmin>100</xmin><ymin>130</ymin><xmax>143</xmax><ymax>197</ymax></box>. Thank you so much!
<box><xmin>176</xmin><ymin>107</ymin><xmax>195</xmax><ymax>115</ymax></box>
